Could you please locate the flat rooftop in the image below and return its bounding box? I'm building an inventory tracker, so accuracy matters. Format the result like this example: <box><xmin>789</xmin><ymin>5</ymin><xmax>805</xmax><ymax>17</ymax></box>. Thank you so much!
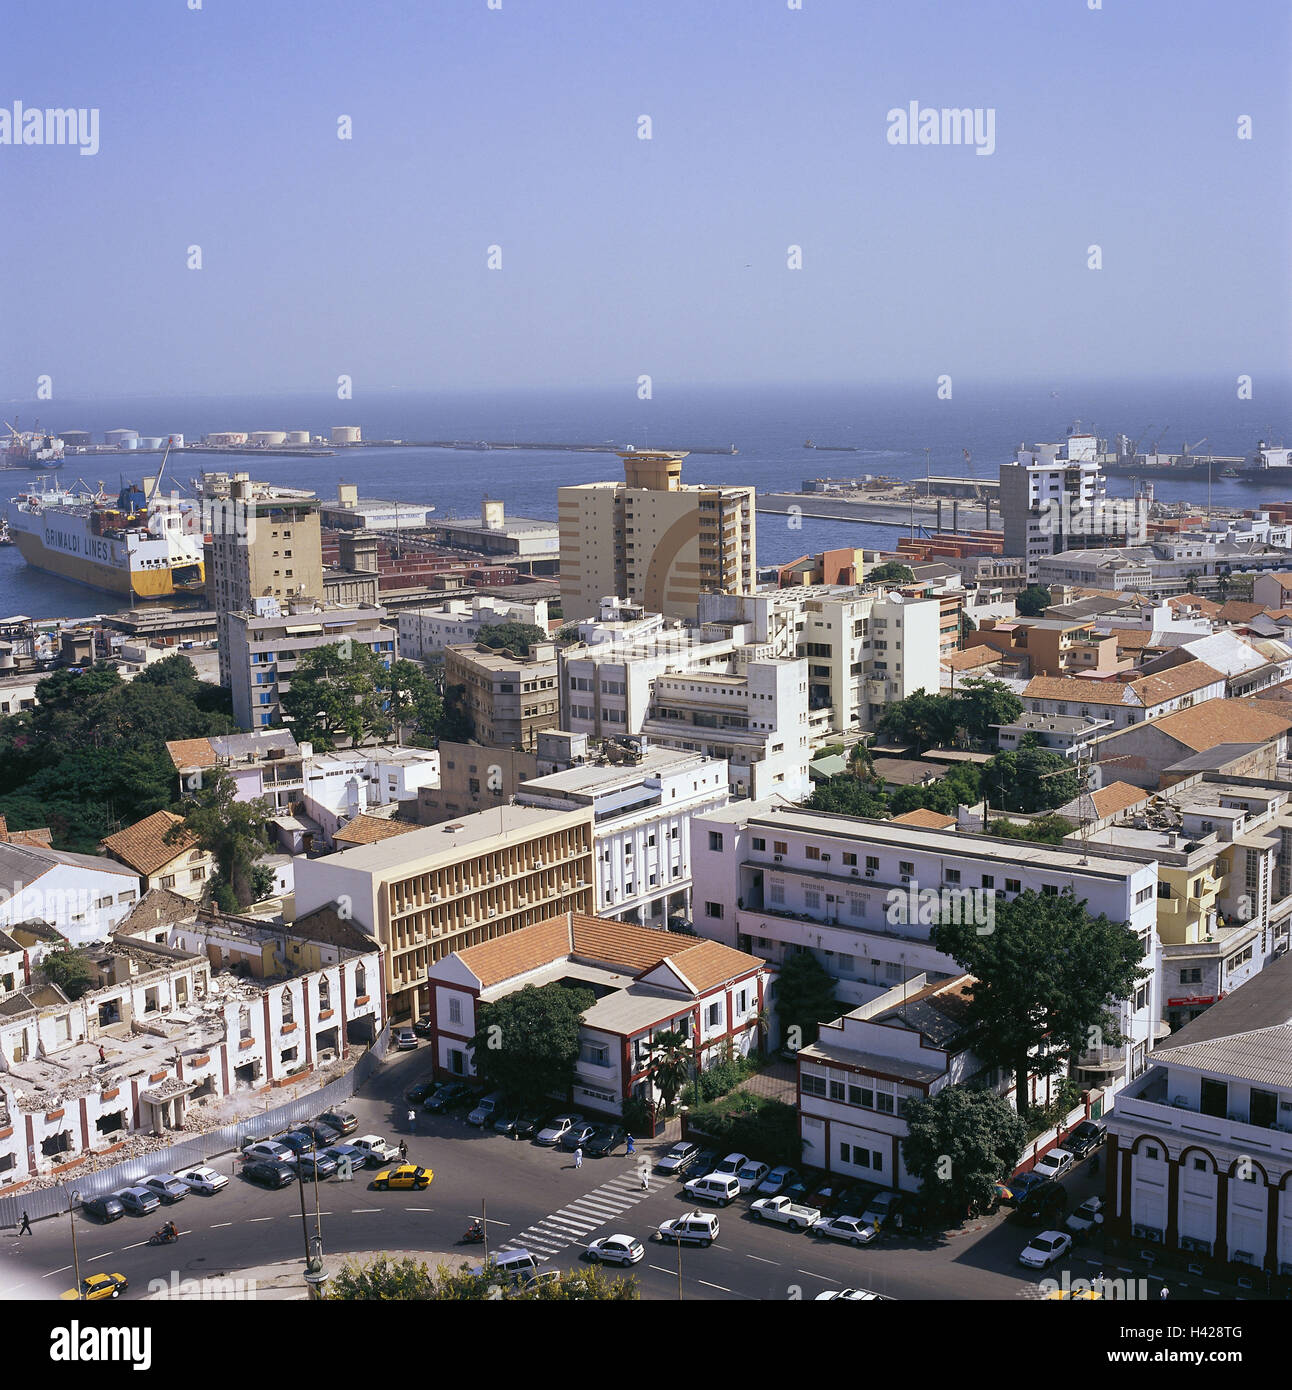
<box><xmin>437</xmin><ymin>515</ymin><xmax>558</xmax><ymax>536</ymax></box>
<box><xmin>520</xmin><ymin>747</ymin><xmax>707</xmax><ymax>797</ymax></box>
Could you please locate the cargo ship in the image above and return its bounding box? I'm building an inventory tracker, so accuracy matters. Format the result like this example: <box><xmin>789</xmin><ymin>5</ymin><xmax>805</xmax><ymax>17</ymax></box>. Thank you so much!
<box><xmin>5</xmin><ymin>475</ymin><xmax>205</xmax><ymax>598</ymax></box>
<box><xmin>4</xmin><ymin>421</ymin><xmax>65</xmax><ymax>469</ymax></box>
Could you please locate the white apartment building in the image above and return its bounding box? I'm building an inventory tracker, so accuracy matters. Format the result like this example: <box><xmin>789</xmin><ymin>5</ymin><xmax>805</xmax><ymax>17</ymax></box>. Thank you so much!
<box><xmin>639</xmin><ymin>650</ymin><xmax>811</xmax><ymax>802</ymax></box>
<box><xmin>514</xmin><ymin>744</ymin><xmax>729</xmax><ymax>926</ymax></box>
<box><xmin>301</xmin><ymin>746</ymin><xmax>441</xmax><ymax>845</ymax></box>
<box><xmin>0</xmin><ymin>843</ymin><xmax>141</xmax><ymax>949</ymax></box>
<box><xmin>1104</xmin><ymin>953</ymin><xmax>1292</xmax><ymax>1278</ymax></box>
<box><xmin>397</xmin><ymin>594</ymin><xmax>550</xmax><ymax>663</ymax></box>
<box><xmin>1000</xmin><ymin>440</ymin><xmax>1148</xmax><ymax>582</ymax></box>
<box><xmin>689</xmin><ymin>802</ymin><xmax>1160</xmax><ymax>1100</ymax></box>
<box><xmin>225</xmin><ymin>597</ymin><xmax>398</xmax><ymax>732</ymax></box>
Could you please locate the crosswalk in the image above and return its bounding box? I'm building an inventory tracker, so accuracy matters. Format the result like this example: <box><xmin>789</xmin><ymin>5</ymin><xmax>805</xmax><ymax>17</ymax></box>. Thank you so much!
<box><xmin>497</xmin><ymin>1172</ymin><xmax>656</xmax><ymax>1260</ymax></box>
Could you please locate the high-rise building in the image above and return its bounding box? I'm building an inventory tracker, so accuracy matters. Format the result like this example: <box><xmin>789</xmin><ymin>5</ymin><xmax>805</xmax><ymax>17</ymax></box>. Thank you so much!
<box><xmin>558</xmin><ymin>451</ymin><xmax>756</xmax><ymax>621</ymax></box>
<box><xmin>205</xmin><ymin>476</ymin><xmax>324</xmax><ymax>687</ymax></box>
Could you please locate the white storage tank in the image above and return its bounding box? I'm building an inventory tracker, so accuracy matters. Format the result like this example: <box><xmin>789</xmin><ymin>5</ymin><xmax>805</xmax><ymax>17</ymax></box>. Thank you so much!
<box><xmin>166</xmin><ymin>434</ymin><xmax>185</xmax><ymax>450</ymax></box>
<box><xmin>331</xmin><ymin>425</ymin><xmax>362</xmax><ymax>445</ymax></box>
<box><xmin>138</xmin><ymin>436</ymin><xmax>164</xmax><ymax>450</ymax></box>
<box><xmin>105</xmin><ymin>428</ymin><xmax>139</xmax><ymax>446</ymax></box>
<box><xmin>285</xmin><ymin>430</ymin><xmax>310</xmax><ymax>444</ymax></box>
<box><xmin>118</xmin><ymin>436</ymin><xmax>140</xmax><ymax>450</ymax></box>
<box><xmin>250</xmin><ymin>430</ymin><xmax>287</xmax><ymax>446</ymax></box>
<box><xmin>204</xmin><ymin>431</ymin><xmax>248</xmax><ymax>446</ymax></box>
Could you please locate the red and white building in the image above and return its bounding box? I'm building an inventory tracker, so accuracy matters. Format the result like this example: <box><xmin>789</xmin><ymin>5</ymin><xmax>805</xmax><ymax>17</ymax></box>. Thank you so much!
<box><xmin>423</xmin><ymin>911</ymin><xmax>767</xmax><ymax>1118</ymax></box>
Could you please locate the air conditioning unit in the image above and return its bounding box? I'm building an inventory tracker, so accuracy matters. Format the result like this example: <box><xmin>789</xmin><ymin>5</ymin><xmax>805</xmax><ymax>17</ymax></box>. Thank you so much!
<box><xmin>773</xmin><ymin>854</ymin><xmax>783</xmax><ymax>862</ymax></box>
<box><xmin>865</xmin><ymin>868</ymin><xmax>875</xmax><ymax>878</ymax></box>
<box><xmin>901</xmin><ymin>875</ymin><xmax>911</xmax><ymax>884</ymax></box>
<box><xmin>826</xmin><ymin>894</ymin><xmax>835</xmax><ymax>902</ymax></box>
<box><xmin>850</xmin><ymin>868</ymin><xmax>860</xmax><ymax>877</ymax></box>
<box><xmin>488</xmin><ymin>908</ymin><xmax>498</xmax><ymax>917</ymax></box>
<box><xmin>821</xmin><ymin>853</ymin><xmax>831</xmax><ymax>861</ymax></box>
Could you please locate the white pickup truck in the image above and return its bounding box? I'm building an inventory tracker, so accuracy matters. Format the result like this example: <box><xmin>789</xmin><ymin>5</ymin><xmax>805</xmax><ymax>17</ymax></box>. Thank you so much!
<box><xmin>349</xmin><ymin>1134</ymin><xmax>400</xmax><ymax>1167</ymax></box>
<box><xmin>749</xmin><ymin>1195</ymin><xmax>821</xmax><ymax>1231</ymax></box>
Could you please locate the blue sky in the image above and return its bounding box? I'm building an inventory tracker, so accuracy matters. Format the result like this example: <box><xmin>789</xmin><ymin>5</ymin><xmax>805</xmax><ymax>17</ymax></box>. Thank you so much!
<box><xmin>2</xmin><ymin>0</ymin><xmax>1288</xmax><ymax>398</ymax></box>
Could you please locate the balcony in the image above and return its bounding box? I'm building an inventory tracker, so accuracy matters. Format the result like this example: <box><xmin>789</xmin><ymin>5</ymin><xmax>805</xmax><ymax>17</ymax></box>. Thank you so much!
<box><xmin>735</xmin><ymin>901</ymin><xmax>930</xmax><ymax>947</ymax></box>
<box><xmin>1111</xmin><ymin>1071</ymin><xmax>1292</xmax><ymax>1158</ymax></box>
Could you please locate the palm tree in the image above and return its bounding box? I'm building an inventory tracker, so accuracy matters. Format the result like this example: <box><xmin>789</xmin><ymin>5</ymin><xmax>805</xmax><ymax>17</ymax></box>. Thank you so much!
<box><xmin>846</xmin><ymin>741</ymin><xmax>878</xmax><ymax>784</ymax></box>
<box><xmin>647</xmin><ymin>1029</ymin><xmax>693</xmax><ymax>1115</ymax></box>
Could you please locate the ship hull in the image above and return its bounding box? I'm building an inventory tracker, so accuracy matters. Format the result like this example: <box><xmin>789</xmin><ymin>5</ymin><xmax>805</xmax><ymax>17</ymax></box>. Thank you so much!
<box><xmin>8</xmin><ymin>529</ymin><xmax>197</xmax><ymax>597</ymax></box>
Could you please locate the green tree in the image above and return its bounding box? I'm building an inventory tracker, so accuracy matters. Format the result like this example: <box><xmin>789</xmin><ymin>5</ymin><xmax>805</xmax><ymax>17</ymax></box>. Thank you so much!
<box><xmin>867</xmin><ymin>561</ymin><xmax>915</xmax><ymax>585</ymax></box>
<box><xmin>902</xmin><ymin>1086</ymin><xmax>1028</xmax><ymax>1221</ymax></box>
<box><xmin>1015</xmin><ymin>585</ymin><xmax>1052</xmax><ymax>617</ymax></box>
<box><xmin>382</xmin><ymin>659</ymin><xmax>444</xmax><ymax>747</ymax></box>
<box><xmin>41</xmin><ymin>947</ymin><xmax>96</xmax><ymax>1001</ymax></box>
<box><xmin>876</xmin><ymin>690</ymin><xmax>960</xmax><ymax>752</ymax></box>
<box><xmin>930</xmin><ymin>889</ymin><xmax>1147</xmax><ymax>1117</ymax></box>
<box><xmin>988</xmin><ymin>814</ymin><xmax>1075</xmax><ymax>845</ymax></box>
<box><xmin>167</xmin><ymin>767</ymin><xmax>273</xmax><ymax>909</ymax></box>
<box><xmin>956</xmin><ymin>677</ymin><xmax>1023</xmax><ymax>747</ymax></box>
<box><xmin>471</xmin><ymin>982</ymin><xmax>593</xmax><ymax>1106</ymax></box>
<box><xmin>279</xmin><ymin>642</ymin><xmax>392</xmax><ymax>749</ymax></box>
<box><xmin>805</xmin><ymin>776</ymin><xmax>889</xmax><ymax>818</ymax></box>
<box><xmin>436</xmin><ymin>682</ymin><xmax>473</xmax><ymax>744</ymax></box>
<box><xmin>1185</xmin><ymin>571</ymin><xmax>1199</xmax><ymax>595</ymax></box>
<box><xmin>887</xmin><ymin>763</ymin><xmax>980</xmax><ymax>819</ymax></box>
<box><xmin>775</xmin><ymin>950</ymin><xmax>839</xmax><ymax>1048</ymax></box>
<box><xmin>325</xmin><ymin>1255</ymin><xmax>637</xmax><ymax>1300</ymax></box>
<box><xmin>647</xmin><ymin>1029</ymin><xmax>693</xmax><ymax>1115</ymax></box>
<box><xmin>474</xmin><ymin>622</ymin><xmax>549</xmax><ymax>657</ymax></box>
<box><xmin>982</xmin><ymin>747</ymin><xmax>1078</xmax><ymax>812</ymax></box>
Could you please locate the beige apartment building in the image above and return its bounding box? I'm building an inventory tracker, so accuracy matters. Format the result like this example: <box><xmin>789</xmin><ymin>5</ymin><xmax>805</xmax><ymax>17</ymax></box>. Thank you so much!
<box><xmin>293</xmin><ymin>803</ymin><xmax>595</xmax><ymax>1017</ymax></box>
<box><xmin>558</xmin><ymin>451</ymin><xmax>756</xmax><ymax>621</ymax></box>
<box><xmin>443</xmin><ymin>640</ymin><xmax>561</xmax><ymax>751</ymax></box>
<box><xmin>205</xmin><ymin>476</ymin><xmax>324</xmax><ymax>687</ymax></box>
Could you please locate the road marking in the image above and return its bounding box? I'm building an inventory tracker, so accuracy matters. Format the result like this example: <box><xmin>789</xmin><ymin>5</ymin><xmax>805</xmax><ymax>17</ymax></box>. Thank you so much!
<box><xmin>351</xmin><ymin>1208</ymin><xmax>381</xmax><ymax>1214</ymax></box>
<box><xmin>42</xmin><ymin>1265</ymin><xmax>73</xmax><ymax>1277</ymax></box>
<box><xmin>248</xmin><ymin>1217</ymin><xmax>274</xmax><ymax>1223</ymax></box>
<box><xmin>86</xmin><ymin>1252</ymin><xmax>114</xmax><ymax>1263</ymax></box>
<box><xmin>407</xmin><ymin>1207</ymin><xmax>434</xmax><ymax>1213</ymax></box>
<box><xmin>798</xmin><ymin>1269</ymin><xmax>839</xmax><ymax>1283</ymax></box>
<box><xmin>648</xmin><ymin>1264</ymin><xmax>675</xmax><ymax>1276</ymax></box>
<box><xmin>699</xmin><ymin>1279</ymin><xmax>731</xmax><ymax>1292</ymax></box>
<box><xmin>746</xmin><ymin>1254</ymin><xmax>779</xmax><ymax>1265</ymax></box>
<box><xmin>539</xmin><ymin>1220</ymin><xmax>585</xmax><ymax>1236</ymax></box>
<box><xmin>210</xmin><ymin>1222</ymin><xmax>233</xmax><ymax>1228</ymax></box>
<box><xmin>123</xmin><ymin>1241</ymin><xmax>150</xmax><ymax>1251</ymax></box>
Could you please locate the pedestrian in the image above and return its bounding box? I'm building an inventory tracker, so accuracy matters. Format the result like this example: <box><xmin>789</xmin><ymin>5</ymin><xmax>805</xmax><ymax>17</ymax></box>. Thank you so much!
<box><xmin>398</xmin><ymin>1140</ymin><xmax>408</xmax><ymax>1162</ymax></box>
<box><xmin>407</xmin><ymin>1107</ymin><xmax>416</xmax><ymax>1133</ymax></box>
<box><xmin>18</xmin><ymin>1211</ymin><xmax>31</xmax><ymax>1236</ymax></box>
<box><xmin>1159</xmin><ymin>1285</ymin><xmax>1169</xmax><ymax>1300</ymax></box>
<box><xmin>98</xmin><ymin>1044</ymin><xmax>106</xmax><ymax>1064</ymax></box>
<box><xmin>625</xmin><ymin>1134</ymin><xmax>635</xmax><ymax>1157</ymax></box>
<box><xmin>574</xmin><ymin>1146</ymin><xmax>583</xmax><ymax>1170</ymax></box>
<box><xmin>640</xmin><ymin>1167</ymin><xmax>649</xmax><ymax>1191</ymax></box>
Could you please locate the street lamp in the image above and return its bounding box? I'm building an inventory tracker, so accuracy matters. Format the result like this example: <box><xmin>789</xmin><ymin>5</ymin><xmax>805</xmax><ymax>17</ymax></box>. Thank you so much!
<box><xmin>68</xmin><ymin>1190</ymin><xmax>82</xmax><ymax>1299</ymax></box>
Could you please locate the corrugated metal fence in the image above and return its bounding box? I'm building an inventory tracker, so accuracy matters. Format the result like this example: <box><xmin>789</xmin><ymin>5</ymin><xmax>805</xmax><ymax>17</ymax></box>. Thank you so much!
<box><xmin>0</xmin><ymin>1030</ymin><xmax>389</xmax><ymax>1228</ymax></box>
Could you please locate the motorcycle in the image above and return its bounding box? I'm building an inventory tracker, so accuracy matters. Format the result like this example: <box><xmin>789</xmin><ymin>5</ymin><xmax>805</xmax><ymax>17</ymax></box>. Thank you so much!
<box><xmin>148</xmin><ymin>1227</ymin><xmax>178</xmax><ymax>1246</ymax></box>
<box><xmin>459</xmin><ymin>1222</ymin><xmax>485</xmax><ymax>1245</ymax></box>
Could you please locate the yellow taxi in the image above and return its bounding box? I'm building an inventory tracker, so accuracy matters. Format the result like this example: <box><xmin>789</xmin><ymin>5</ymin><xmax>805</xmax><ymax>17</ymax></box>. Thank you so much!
<box><xmin>371</xmin><ymin>1163</ymin><xmax>434</xmax><ymax>1191</ymax></box>
<box><xmin>61</xmin><ymin>1272</ymin><xmax>128</xmax><ymax>1301</ymax></box>
<box><xmin>1042</xmin><ymin>1288</ymin><xmax>1103</xmax><ymax>1300</ymax></box>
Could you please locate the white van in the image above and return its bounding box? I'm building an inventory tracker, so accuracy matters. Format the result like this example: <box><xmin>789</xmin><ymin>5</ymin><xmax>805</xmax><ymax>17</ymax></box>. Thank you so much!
<box><xmin>472</xmin><ymin>1248</ymin><xmax>549</xmax><ymax>1286</ymax></box>
<box><xmin>657</xmin><ymin>1211</ymin><xmax>720</xmax><ymax>1246</ymax></box>
<box><xmin>467</xmin><ymin>1091</ymin><xmax>505</xmax><ymax>1127</ymax></box>
<box><xmin>683</xmin><ymin>1173</ymin><xmax>741</xmax><ymax>1206</ymax></box>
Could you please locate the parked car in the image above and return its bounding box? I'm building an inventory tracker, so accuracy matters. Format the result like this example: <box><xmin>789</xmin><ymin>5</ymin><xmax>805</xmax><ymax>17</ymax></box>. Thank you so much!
<box><xmin>424</xmin><ymin>1081</ymin><xmax>471</xmax><ymax>1113</ymax></box>
<box><xmin>683</xmin><ymin>1173</ymin><xmax>741</xmax><ymax>1207</ymax></box>
<box><xmin>755</xmin><ymin>1165</ymin><xmax>801</xmax><ymax>1197</ymax></box>
<box><xmin>656</xmin><ymin>1211</ymin><xmax>719</xmax><ymax>1246</ymax></box>
<box><xmin>584</xmin><ymin>1234</ymin><xmax>645</xmax><ymax>1266</ymax></box>
<box><xmin>297</xmin><ymin>1151</ymin><xmax>338</xmax><ymax>1181</ymax></box>
<box><xmin>316</xmin><ymin>1109</ymin><xmax>358</xmax><ymax>1136</ymax></box>
<box><xmin>242</xmin><ymin>1140</ymin><xmax>296</xmax><ymax>1167</ymax></box>
<box><xmin>81</xmin><ymin>1194</ymin><xmax>125</xmax><ymax>1223</ymax></box>
<box><xmin>860</xmin><ymin>1190</ymin><xmax>899</xmax><ymax>1229</ymax></box>
<box><xmin>179</xmin><ymin>1166</ymin><xmax>229</xmax><ymax>1196</ymax></box>
<box><xmin>320</xmin><ymin>1143</ymin><xmax>367</xmax><ymax>1174</ymax></box>
<box><xmin>506</xmin><ymin>1112</ymin><xmax>542</xmax><ymax>1140</ymax></box>
<box><xmin>584</xmin><ymin>1125</ymin><xmax>627</xmax><ymax>1158</ymax></box>
<box><xmin>560</xmin><ymin>1122</ymin><xmax>600</xmax><ymax>1152</ymax></box>
<box><xmin>394</xmin><ymin>1028</ymin><xmax>419</xmax><ymax>1050</ymax></box>
<box><xmin>535</xmin><ymin>1113</ymin><xmax>584</xmax><ymax>1146</ymax></box>
<box><xmin>656</xmin><ymin>1141</ymin><xmax>702</xmax><ymax>1176</ymax></box>
<box><xmin>141</xmin><ymin>1174</ymin><xmax>188</xmax><ymax>1205</ymax></box>
<box><xmin>713</xmin><ymin>1152</ymin><xmax>748</xmax><ymax>1178</ymax></box>
<box><xmin>735</xmin><ymin>1160</ymin><xmax>771</xmax><ymax>1194</ymax></box>
<box><xmin>371</xmin><ymin>1163</ymin><xmax>434</xmax><ymax>1191</ymax></box>
<box><xmin>814</xmin><ymin>1213</ymin><xmax>881</xmax><ymax>1247</ymax></box>
<box><xmin>1019</xmin><ymin>1230</ymin><xmax>1072</xmax><ymax>1269</ymax></box>
<box><xmin>276</xmin><ymin>1132</ymin><xmax>319</xmax><ymax>1157</ymax></box>
<box><xmin>1032</xmin><ymin>1148</ymin><xmax>1076</xmax><ymax>1182</ymax></box>
<box><xmin>467</xmin><ymin>1091</ymin><xmax>505</xmax><ymax>1127</ymax></box>
<box><xmin>1065</xmin><ymin>1121</ymin><xmax>1106</xmax><ymax>1159</ymax></box>
<box><xmin>63</xmin><ymin>1272</ymin><xmax>128</xmax><ymax>1301</ymax></box>
<box><xmin>116</xmin><ymin>1186</ymin><xmax>161</xmax><ymax>1216</ymax></box>
<box><xmin>1065</xmin><ymin>1196</ymin><xmax>1105</xmax><ymax>1235</ymax></box>
<box><xmin>809</xmin><ymin>1177</ymin><xmax>854</xmax><ymax>1216</ymax></box>
<box><xmin>1001</xmin><ymin>1171</ymin><xmax>1047</xmax><ymax>1207</ymax></box>
<box><xmin>815</xmin><ymin>1287</ymin><xmax>891</xmax><ymax>1300</ymax></box>
<box><xmin>411</xmin><ymin>1017</ymin><xmax>435</xmax><ymax>1039</ymax></box>
<box><xmin>749</xmin><ymin>1195</ymin><xmax>820</xmax><ymax>1230</ymax></box>
<box><xmin>350</xmin><ymin>1134</ymin><xmax>400</xmax><ymax>1166</ymax></box>
<box><xmin>1013</xmin><ymin>1180</ymin><xmax>1069</xmax><ymax>1227</ymax></box>
<box><xmin>294</xmin><ymin>1122</ymin><xmax>341</xmax><ymax>1149</ymax></box>
<box><xmin>405</xmin><ymin>1079</ymin><xmax>440</xmax><ymax>1105</ymax></box>
<box><xmin>244</xmin><ymin>1161</ymin><xmax>295</xmax><ymax>1190</ymax></box>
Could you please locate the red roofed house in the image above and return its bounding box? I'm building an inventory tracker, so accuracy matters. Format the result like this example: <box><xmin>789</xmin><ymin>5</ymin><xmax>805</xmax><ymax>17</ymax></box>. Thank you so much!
<box><xmin>423</xmin><ymin>911</ymin><xmax>767</xmax><ymax>1123</ymax></box>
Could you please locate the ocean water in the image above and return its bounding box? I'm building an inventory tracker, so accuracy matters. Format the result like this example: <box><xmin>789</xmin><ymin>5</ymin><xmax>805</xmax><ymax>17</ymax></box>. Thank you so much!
<box><xmin>3</xmin><ymin>378</ymin><xmax>1289</xmax><ymax>619</ymax></box>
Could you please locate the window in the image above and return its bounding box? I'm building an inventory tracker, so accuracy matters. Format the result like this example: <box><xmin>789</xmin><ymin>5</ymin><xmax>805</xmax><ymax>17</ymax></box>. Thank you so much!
<box><xmin>281</xmin><ymin>989</ymin><xmax>294</xmax><ymax>1025</ymax></box>
<box><xmin>160</xmin><ymin>874</ymin><xmax>176</xmax><ymax>889</ymax></box>
<box><xmin>829</xmin><ymin>1080</ymin><xmax>845</xmax><ymax>1102</ymax></box>
<box><xmin>448</xmin><ymin>997</ymin><xmax>462</xmax><ymax>1025</ymax></box>
<box><xmin>769</xmin><ymin>881</ymin><xmax>785</xmax><ymax>905</ymax></box>
<box><xmin>704</xmin><ymin>901</ymin><xmax>724</xmax><ymax>919</ymax></box>
<box><xmin>899</xmin><ymin>861</ymin><xmax>914</xmax><ymax>877</ymax></box>
<box><xmin>866</xmin><ymin>856</ymin><xmax>879</xmax><ymax>871</ymax></box>
<box><xmin>579</xmin><ymin>1041</ymin><xmax>610</xmax><ymax>1067</ymax></box>
<box><xmin>752</xmin><ymin>837</ymin><xmax>766</xmax><ymax>851</ymax></box>
<box><xmin>773</xmin><ymin>841</ymin><xmax>788</xmax><ymax>855</ymax></box>
<box><xmin>802</xmin><ymin>1072</ymin><xmax>827</xmax><ymax>1098</ymax></box>
<box><xmin>1005</xmin><ymin>878</ymin><xmax>1020</xmax><ymax>894</ymax></box>
<box><xmin>981</xmin><ymin>874</ymin><xmax>994</xmax><ymax>889</ymax></box>
<box><xmin>708</xmin><ymin>832</ymin><xmax>724</xmax><ymax>852</ymax></box>
<box><xmin>804</xmin><ymin>889</ymin><xmax>821</xmax><ymax>909</ymax></box>
<box><xmin>805</xmin><ymin>846</ymin><xmax>821</xmax><ymax>861</ymax></box>
<box><xmin>1179</xmin><ymin>967</ymin><xmax>1202</xmax><ymax>985</ymax></box>
<box><xmin>705</xmin><ymin>1001</ymin><xmax>723</xmax><ymax>1029</ymax></box>
<box><xmin>946</xmin><ymin>869</ymin><xmax>960</xmax><ymax>885</ymax></box>
<box><xmin>842</xmin><ymin>852</ymin><xmax>857</xmax><ymax>866</ymax></box>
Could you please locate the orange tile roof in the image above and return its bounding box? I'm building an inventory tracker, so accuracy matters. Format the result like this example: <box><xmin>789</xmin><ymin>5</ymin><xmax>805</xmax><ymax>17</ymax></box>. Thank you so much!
<box><xmin>1216</xmin><ymin>601</ymin><xmax>1267</xmax><ymax>624</ymax></box>
<box><xmin>333</xmin><ymin>815</ymin><xmax>421</xmax><ymax>846</ymax></box>
<box><xmin>1167</xmin><ymin>594</ymin><xmax>1222</xmax><ymax>617</ymax></box>
<box><xmin>942</xmin><ymin>646</ymin><xmax>1002</xmax><ymax>672</ymax></box>
<box><xmin>1024</xmin><ymin>662</ymin><xmax>1224</xmax><ymax>708</ymax></box>
<box><xmin>1113</xmin><ymin>630</ymin><xmax>1156</xmax><ymax>649</ymax></box>
<box><xmin>1089</xmin><ymin>781</ymin><xmax>1148</xmax><ymax>818</ymax></box>
<box><xmin>100</xmin><ymin>810</ymin><xmax>200</xmax><ymax>876</ymax></box>
<box><xmin>165</xmin><ymin>738</ymin><xmax>217</xmax><ymax>773</ymax></box>
<box><xmin>891</xmin><ymin>808</ymin><xmax>957</xmax><ymax>829</ymax></box>
<box><xmin>1146</xmin><ymin>697</ymin><xmax>1292</xmax><ymax>754</ymax></box>
<box><xmin>663</xmin><ymin>939</ymin><xmax>764</xmax><ymax>993</ymax></box>
<box><xmin>455</xmin><ymin>914</ymin><xmax>575</xmax><ymax>989</ymax></box>
<box><xmin>570</xmin><ymin>914</ymin><xmax>683</xmax><ymax>972</ymax></box>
